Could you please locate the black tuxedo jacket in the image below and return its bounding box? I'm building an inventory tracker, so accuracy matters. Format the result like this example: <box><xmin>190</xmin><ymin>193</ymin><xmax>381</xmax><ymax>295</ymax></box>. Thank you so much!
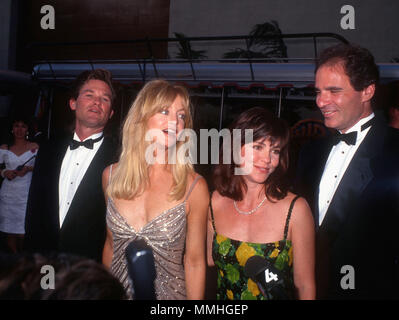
<box><xmin>294</xmin><ymin>117</ymin><xmax>399</xmax><ymax>299</ymax></box>
<box><xmin>24</xmin><ymin>135</ymin><xmax>118</xmax><ymax>262</ymax></box>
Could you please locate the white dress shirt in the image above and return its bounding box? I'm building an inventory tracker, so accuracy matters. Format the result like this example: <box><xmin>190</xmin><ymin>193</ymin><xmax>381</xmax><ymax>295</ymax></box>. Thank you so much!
<box><xmin>318</xmin><ymin>113</ymin><xmax>375</xmax><ymax>226</ymax></box>
<box><xmin>58</xmin><ymin>132</ymin><xmax>104</xmax><ymax>227</ymax></box>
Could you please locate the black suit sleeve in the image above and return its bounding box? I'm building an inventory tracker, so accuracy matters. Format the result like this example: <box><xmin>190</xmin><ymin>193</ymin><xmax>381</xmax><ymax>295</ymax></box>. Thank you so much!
<box><xmin>24</xmin><ymin>141</ymin><xmax>60</xmax><ymax>254</ymax></box>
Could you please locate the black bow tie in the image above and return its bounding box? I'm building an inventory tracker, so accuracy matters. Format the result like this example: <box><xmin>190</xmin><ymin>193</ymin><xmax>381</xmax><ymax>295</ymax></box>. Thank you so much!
<box><xmin>331</xmin><ymin>117</ymin><xmax>375</xmax><ymax>146</ymax></box>
<box><xmin>69</xmin><ymin>135</ymin><xmax>103</xmax><ymax>150</ymax></box>
<box><xmin>332</xmin><ymin>131</ymin><xmax>357</xmax><ymax>146</ymax></box>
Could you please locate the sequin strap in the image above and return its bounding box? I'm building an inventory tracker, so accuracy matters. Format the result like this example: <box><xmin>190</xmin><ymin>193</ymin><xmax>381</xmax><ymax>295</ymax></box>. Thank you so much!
<box><xmin>284</xmin><ymin>195</ymin><xmax>300</xmax><ymax>240</ymax></box>
<box><xmin>184</xmin><ymin>175</ymin><xmax>202</xmax><ymax>202</ymax></box>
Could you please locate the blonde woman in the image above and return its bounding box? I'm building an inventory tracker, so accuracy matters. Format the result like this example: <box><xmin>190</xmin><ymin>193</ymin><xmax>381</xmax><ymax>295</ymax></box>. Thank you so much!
<box><xmin>102</xmin><ymin>80</ymin><xmax>209</xmax><ymax>300</ymax></box>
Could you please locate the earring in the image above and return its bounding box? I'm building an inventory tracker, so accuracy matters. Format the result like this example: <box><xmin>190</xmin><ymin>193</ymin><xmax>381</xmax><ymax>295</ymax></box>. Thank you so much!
<box><xmin>26</xmin><ymin>132</ymin><xmax>29</xmax><ymax>140</ymax></box>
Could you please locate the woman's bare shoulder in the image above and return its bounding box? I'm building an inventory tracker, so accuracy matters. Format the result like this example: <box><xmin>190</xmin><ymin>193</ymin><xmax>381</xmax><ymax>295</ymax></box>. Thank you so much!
<box><xmin>187</xmin><ymin>172</ymin><xmax>209</xmax><ymax>199</ymax></box>
<box><xmin>283</xmin><ymin>192</ymin><xmax>313</xmax><ymax>222</ymax></box>
<box><xmin>280</xmin><ymin>192</ymin><xmax>306</xmax><ymax>206</ymax></box>
<box><xmin>28</xmin><ymin>142</ymin><xmax>39</xmax><ymax>151</ymax></box>
<box><xmin>103</xmin><ymin>162</ymin><xmax>119</xmax><ymax>179</ymax></box>
<box><xmin>0</xmin><ymin>144</ymin><xmax>7</xmax><ymax>150</ymax></box>
<box><xmin>210</xmin><ymin>190</ymin><xmax>231</xmax><ymax>212</ymax></box>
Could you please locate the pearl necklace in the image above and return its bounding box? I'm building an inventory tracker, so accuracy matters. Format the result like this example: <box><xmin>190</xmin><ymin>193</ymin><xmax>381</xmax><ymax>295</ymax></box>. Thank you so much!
<box><xmin>233</xmin><ymin>196</ymin><xmax>267</xmax><ymax>215</ymax></box>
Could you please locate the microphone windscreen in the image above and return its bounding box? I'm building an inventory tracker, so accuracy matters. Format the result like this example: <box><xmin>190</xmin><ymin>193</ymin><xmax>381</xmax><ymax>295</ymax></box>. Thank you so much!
<box><xmin>125</xmin><ymin>239</ymin><xmax>156</xmax><ymax>300</ymax></box>
<box><xmin>244</xmin><ymin>255</ymin><xmax>268</xmax><ymax>278</ymax></box>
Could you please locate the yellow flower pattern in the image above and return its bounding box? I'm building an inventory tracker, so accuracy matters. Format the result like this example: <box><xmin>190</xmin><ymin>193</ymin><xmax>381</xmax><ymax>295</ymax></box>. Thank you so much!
<box><xmin>216</xmin><ymin>234</ymin><xmax>227</xmax><ymax>244</ymax></box>
<box><xmin>213</xmin><ymin>235</ymin><xmax>294</xmax><ymax>300</ymax></box>
<box><xmin>247</xmin><ymin>278</ymin><xmax>260</xmax><ymax>296</ymax></box>
<box><xmin>288</xmin><ymin>246</ymin><xmax>293</xmax><ymax>266</ymax></box>
<box><xmin>235</xmin><ymin>242</ymin><xmax>256</xmax><ymax>267</ymax></box>
<box><xmin>269</xmin><ymin>248</ymin><xmax>280</xmax><ymax>258</ymax></box>
<box><xmin>211</xmin><ymin>195</ymin><xmax>299</xmax><ymax>300</ymax></box>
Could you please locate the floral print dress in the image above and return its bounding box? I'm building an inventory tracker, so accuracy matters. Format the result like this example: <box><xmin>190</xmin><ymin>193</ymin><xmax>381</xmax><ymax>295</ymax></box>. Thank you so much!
<box><xmin>210</xmin><ymin>196</ymin><xmax>299</xmax><ymax>300</ymax></box>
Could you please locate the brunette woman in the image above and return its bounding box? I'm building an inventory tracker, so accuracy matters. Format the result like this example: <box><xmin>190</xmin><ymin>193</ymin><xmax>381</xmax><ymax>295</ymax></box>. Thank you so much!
<box><xmin>0</xmin><ymin>118</ymin><xmax>38</xmax><ymax>253</ymax></box>
<box><xmin>207</xmin><ymin>107</ymin><xmax>315</xmax><ymax>300</ymax></box>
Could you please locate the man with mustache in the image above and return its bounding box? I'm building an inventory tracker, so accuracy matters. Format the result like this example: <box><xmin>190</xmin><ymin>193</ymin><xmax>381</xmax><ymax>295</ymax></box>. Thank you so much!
<box><xmin>25</xmin><ymin>69</ymin><xmax>118</xmax><ymax>262</ymax></box>
<box><xmin>295</xmin><ymin>44</ymin><xmax>399</xmax><ymax>299</ymax></box>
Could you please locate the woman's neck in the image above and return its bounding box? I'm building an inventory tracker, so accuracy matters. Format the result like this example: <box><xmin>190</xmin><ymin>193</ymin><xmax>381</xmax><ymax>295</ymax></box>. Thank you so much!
<box><xmin>150</xmin><ymin>162</ymin><xmax>172</xmax><ymax>175</ymax></box>
<box><xmin>241</xmin><ymin>182</ymin><xmax>266</xmax><ymax>204</ymax></box>
<box><xmin>13</xmin><ymin>137</ymin><xmax>28</xmax><ymax>147</ymax></box>
<box><xmin>151</xmin><ymin>146</ymin><xmax>176</xmax><ymax>167</ymax></box>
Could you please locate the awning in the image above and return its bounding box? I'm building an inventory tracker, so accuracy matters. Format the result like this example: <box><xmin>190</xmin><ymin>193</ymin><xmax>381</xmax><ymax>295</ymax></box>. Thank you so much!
<box><xmin>32</xmin><ymin>62</ymin><xmax>399</xmax><ymax>89</ymax></box>
<box><xmin>0</xmin><ymin>70</ymin><xmax>35</xmax><ymax>92</ymax></box>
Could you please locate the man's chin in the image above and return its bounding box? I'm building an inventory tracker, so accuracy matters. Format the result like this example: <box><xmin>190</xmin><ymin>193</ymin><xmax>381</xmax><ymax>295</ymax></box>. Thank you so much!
<box><xmin>323</xmin><ymin>118</ymin><xmax>340</xmax><ymax>130</ymax></box>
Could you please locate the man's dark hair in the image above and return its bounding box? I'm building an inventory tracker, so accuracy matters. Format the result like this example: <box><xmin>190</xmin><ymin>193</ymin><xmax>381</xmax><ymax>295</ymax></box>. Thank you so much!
<box><xmin>69</xmin><ymin>69</ymin><xmax>115</xmax><ymax>106</ymax></box>
<box><xmin>316</xmin><ymin>43</ymin><xmax>379</xmax><ymax>91</ymax></box>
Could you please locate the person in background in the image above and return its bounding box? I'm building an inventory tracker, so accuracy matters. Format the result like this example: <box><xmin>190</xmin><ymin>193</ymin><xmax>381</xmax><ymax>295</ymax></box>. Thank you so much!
<box><xmin>388</xmin><ymin>104</ymin><xmax>399</xmax><ymax>129</ymax></box>
<box><xmin>207</xmin><ymin>107</ymin><xmax>315</xmax><ymax>300</ymax></box>
<box><xmin>387</xmin><ymin>82</ymin><xmax>399</xmax><ymax>130</ymax></box>
<box><xmin>0</xmin><ymin>252</ymin><xmax>126</xmax><ymax>300</ymax></box>
<box><xmin>294</xmin><ymin>44</ymin><xmax>399</xmax><ymax>299</ymax></box>
<box><xmin>102</xmin><ymin>79</ymin><xmax>209</xmax><ymax>300</ymax></box>
<box><xmin>24</xmin><ymin>69</ymin><xmax>118</xmax><ymax>262</ymax></box>
<box><xmin>0</xmin><ymin>117</ymin><xmax>38</xmax><ymax>253</ymax></box>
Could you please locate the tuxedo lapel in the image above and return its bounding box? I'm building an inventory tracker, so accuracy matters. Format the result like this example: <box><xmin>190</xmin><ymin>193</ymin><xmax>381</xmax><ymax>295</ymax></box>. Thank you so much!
<box><xmin>60</xmin><ymin>138</ymin><xmax>111</xmax><ymax>231</ymax></box>
<box><xmin>319</xmin><ymin>120</ymin><xmax>385</xmax><ymax>240</ymax></box>
<box><xmin>50</xmin><ymin>138</ymin><xmax>71</xmax><ymax>230</ymax></box>
<box><xmin>313</xmin><ymin>137</ymin><xmax>335</xmax><ymax>230</ymax></box>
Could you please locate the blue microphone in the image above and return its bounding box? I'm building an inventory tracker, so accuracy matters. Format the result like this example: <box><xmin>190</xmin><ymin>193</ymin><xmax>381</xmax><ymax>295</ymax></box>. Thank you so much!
<box><xmin>125</xmin><ymin>239</ymin><xmax>156</xmax><ymax>300</ymax></box>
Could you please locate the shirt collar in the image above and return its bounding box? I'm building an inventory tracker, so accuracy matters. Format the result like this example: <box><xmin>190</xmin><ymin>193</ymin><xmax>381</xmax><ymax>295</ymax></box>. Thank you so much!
<box><xmin>73</xmin><ymin>131</ymin><xmax>104</xmax><ymax>142</ymax></box>
<box><xmin>340</xmin><ymin>113</ymin><xmax>375</xmax><ymax>134</ymax></box>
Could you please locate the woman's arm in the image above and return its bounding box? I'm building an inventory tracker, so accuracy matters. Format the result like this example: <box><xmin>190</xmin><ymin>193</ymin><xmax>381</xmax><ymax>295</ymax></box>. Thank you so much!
<box><xmin>15</xmin><ymin>143</ymin><xmax>39</xmax><ymax>177</ymax></box>
<box><xmin>29</xmin><ymin>142</ymin><xmax>39</xmax><ymax>152</ymax></box>
<box><xmin>103</xmin><ymin>226</ymin><xmax>114</xmax><ymax>269</ymax></box>
<box><xmin>15</xmin><ymin>166</ymin><xmax>31</xmax><ymax>177</ymax></box>
<box><xmin>2</xmin><ymin>169</ymin><xmax>17</xmax><ymax>180</ymax></box>
<box><xmin>0</xmin><ymin>145</ymin><xmax>8</xmax><ymax>179</ymax></box>
<box><xmin>290</xmin><ymin>196</ymin><xmax>316</xmax><ymax>300</ymax></box>
<box><xmin>184</xmin><ymin>177</ymin><xmax>209</xmax><ymax>300</ymax></box>
<box><xmin>206</xmin><ymin>206</ymin><xmax>215</xmax><ymax>267</ymax></box>
<box><xmin>102</xmin><ymin>166</ymin><xmax>113</xmax><ymax>269</ymax></box>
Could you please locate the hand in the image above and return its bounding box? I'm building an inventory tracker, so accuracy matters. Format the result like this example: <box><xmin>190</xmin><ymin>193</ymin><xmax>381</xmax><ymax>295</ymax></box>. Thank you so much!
<box><xmin>3</xmin><ymin>170</ymin><xmax>17</xmax><ymax>180</ymax></box>
<box><xmin>15</xmin><ymin>166</ymin><xmax>30</xmax><ymax>177</ymax></box>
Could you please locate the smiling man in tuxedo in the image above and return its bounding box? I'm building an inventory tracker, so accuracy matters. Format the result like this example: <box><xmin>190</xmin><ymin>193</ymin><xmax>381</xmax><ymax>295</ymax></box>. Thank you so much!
<box><xmin>295</xmin><ymin>44</ymin><xmax>399</xmax><ymax>299</ymax></box>
<box><xmin>24</xmin><ymin>69</ymin><xmax>118</xmax><ymax>262</ymax></box>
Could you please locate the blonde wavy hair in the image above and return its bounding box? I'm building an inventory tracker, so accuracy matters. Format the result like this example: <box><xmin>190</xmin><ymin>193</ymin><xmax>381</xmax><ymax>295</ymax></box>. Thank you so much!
<box><xmin>107</xmin><ymin>79</ymin><xmax>194</xmax><ymax>201</ymax></box>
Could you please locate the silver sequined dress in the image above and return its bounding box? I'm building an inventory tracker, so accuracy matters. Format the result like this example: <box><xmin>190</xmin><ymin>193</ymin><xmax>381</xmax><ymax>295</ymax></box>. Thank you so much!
<box><xmin>106</xmin><ymin>175</ymin><xmax>201</xmax><ymax>300</ymax></box>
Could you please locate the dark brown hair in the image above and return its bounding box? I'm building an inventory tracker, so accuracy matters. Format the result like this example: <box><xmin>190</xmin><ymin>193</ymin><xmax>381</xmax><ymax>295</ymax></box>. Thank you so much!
<box><xmin>315</xmin><ymin>43</ymin><xmax>379</xmax><ymax>91</ymax></box>
<box><xmin>69</xmin><ymin>69</ymin><xmax>115</xmax><ymax>106</ymax></box>
<box><xmin>213</xmin><ymin>107</ymin><xmax>290</xmax><ymax>202</ymax></box>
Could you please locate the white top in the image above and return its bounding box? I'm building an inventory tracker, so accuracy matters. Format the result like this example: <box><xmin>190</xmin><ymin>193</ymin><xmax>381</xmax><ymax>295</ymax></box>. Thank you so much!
<box><xmin>318</xmin><ymin>113</ymin><xmax>375</xmax><ymax>226</ymax></box>
<box><xmin>0</xmin><ymin>148</ymin><xmax>37</xmax><ymax>234</ymax></box>
<box><xmin>58</xmin><ymin>132</ymin><xmax>104</xmax><ymax>227</ymax></box>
